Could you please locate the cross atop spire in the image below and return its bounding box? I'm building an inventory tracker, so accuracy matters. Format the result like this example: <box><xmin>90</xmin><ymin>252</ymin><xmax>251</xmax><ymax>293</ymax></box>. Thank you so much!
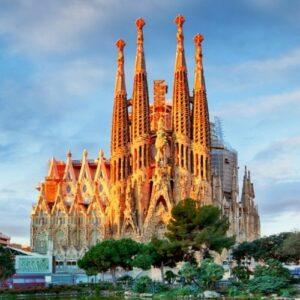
<box><xmin>114</xmin><ymin>39</ymin><xmax>126</xmax><ymax>96</ymax></box>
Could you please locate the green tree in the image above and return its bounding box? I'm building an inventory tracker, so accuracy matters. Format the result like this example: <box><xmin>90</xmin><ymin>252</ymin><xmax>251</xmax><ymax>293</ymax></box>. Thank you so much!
<box><xmin>165</xmin><ymin>270</ymin><xmax>177</xmax><ymax>285</ymax></box>
<box><xmin>179</xmin><ymin>262</ymin><xmax>199</xmax><ymax>285</ymax></box>
<box><xmin>232</xmin><ymin>232</ymin><xmax>299</xmax><ymax>264</ymax></box>
<box><xmin>132</xmin><ymin>276</ymin><xmax>153</xmax><ymax>293</ymax></box>
<box><xmin>198</xmin><ymin>259</ymin><xmax>224</xmax><ymax>290</ymax></box>
<box><xmin>134</xmin><ymin>236</ymin><xmax>183</xmax><ymax>283</ymax></box>
<box><xmin>178</xmin><ymin>259</ymin><xmax>224</xmax><ymax>290</ymax></box>
<box><xmin>166</xmin><ymin>199</ymin><xmax>235</xmax><ymax>261</ymax></box>
<box><xmin>78</xmin><ymin>238</ymin><xmax>141</xmax><ymax>284</ymax></box>
<box><xmin>279</xmin><ymin>231</ymin><xmax>300</xmax><ymax>263</ymax></box>
<box><xmin>248</xmin><ymin>259</ymin><xmax>293</xmax><ymax>296</ymax></box>
<box><xmin>232</xmin><ymin>265</ymin><xmax>251</xmax><ymax>283</ymax></box>
<box><xmin>0</xmin><ymin>245</ymin><xmax>15</xmax><ymax>282</ymax></box>
<box><xmin>77</xmin><ymin>250</ymin><xmax>98</xmax><ymax>281</ymax></box>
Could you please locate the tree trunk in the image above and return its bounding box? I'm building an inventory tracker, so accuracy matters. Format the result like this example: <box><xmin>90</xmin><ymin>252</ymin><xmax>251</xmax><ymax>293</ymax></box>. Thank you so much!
<box><xmin>160</xmin><ymin>263</ymin><xmax>165</xmax><ymax>283</ymax></box>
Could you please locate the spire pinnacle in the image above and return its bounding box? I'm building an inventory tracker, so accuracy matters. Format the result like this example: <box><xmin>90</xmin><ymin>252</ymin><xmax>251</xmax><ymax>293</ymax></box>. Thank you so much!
<box><xmin>114</xmin><ymin>39</ymin><xmax>126</xmax><ymax>95</ymax></box>
<box><xmin>174</xmin><ymin>14</ymin><xmax>187</xmax><ymax>71</ymax></box>
<box><xmin>131</xmin><ymin>17</ymin><xmax>150</xmax><ymax>142</ymax></box>
<box><xmin>134</xmin><ymin>18</ymin><xmax>146</xmax><ymax>73</ymax></box>
<box><xmin>136</xmin><ymin>17</ymin><xmax>145</xmax><ymax>30</ymax></box>
<box><xmin>175</xmin><ymin>14</ymin><xmax>185</xmax><ymax>28</ymax></box>
<box><xmin>193</xmin><ymin>33</ymin><xmax>205</xmax><ymax>91</ymax></box>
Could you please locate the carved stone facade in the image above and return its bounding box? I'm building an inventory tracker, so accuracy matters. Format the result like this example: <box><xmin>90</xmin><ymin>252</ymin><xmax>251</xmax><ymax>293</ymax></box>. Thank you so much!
<box><xmin>31</xmin><ymin>16</ymin><xmax>260</xmax><ymax>260</ymax></box>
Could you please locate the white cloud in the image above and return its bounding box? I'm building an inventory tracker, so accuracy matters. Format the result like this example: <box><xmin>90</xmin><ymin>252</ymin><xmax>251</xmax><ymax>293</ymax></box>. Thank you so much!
<box><xmin>0</xmin><ymin>1</ymin><xmax>104</xmax><ymax>54</ymax></box>
<box><xmin>0</xmin><ymin>0</ymin><xmax>178</xmax><ymax>55</ymax></box>
<box><xmin>262</xmin><ymin>211</ymin><xmax>300</xmax><ymax>236</ymax></box>
<box><xmin>234</xmin><ymin>47</ymin><xmax>300</xmax><ymax>75</ymax></box>
<box><xmin>208</xmin><ymin>46</ymin><xmax>300</xmax><ymax>94</ymax></box>
<box><xmin>250</xmin><ymin>135</ymin><xmax>300</xmax><ymax>184</ymax></box>
<box><xmin>214</xmin><ymin>89</ymin><xmax>300</xmax><ymax>118</ymax></box>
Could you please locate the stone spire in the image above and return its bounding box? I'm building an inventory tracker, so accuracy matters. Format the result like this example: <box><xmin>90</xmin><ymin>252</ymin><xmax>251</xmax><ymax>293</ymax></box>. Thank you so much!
<box><xmin>192</xmin><ymin>34</ymin><xmax>211</xmax><ymax>180</ymax></box>
<box><xmin>131</xmin><ymin>18</ymin><xmax>151</xmax><ymax>171</ymax></box>
<box><xmin>192</xmin><ymin>34</ymin><xmax>210</xmax><ymax>146</ymax></box>
<box><xmin>241</xmin><ymin>166</ymin><xmax>249</xmax><ymax>202</ymax></box>
<box><xmin>110</xmin><ymin>39</ymin><xmax>130</xmax><ymax>182</ymax></box>
<box><xmin>172</xmin><ymin>15</ymin><xmax>191</xmax><ymax>140</ymax></box>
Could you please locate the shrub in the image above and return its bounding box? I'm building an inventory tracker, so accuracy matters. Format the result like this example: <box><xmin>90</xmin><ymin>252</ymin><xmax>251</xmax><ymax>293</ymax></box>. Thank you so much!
<box><xmin>226</xmin><ymin>283</ymin><xmax>249</xmax><ymax>298</ymax></box>
<box><xmin>232</xmin><ymin>265</ymin><xmax>251</xmax><ymax>283</ymax></box>
<box><xmin>152</xmin><ymin>281</ymin><xmax>169</xmax><ymax>293</ymax></box>
<box><xmin>117</xmin><ymin>274</ymin><xmax>133</xmax><ymax>286</ymax></box>
<box><xmin>133</xmin><ymin>276</ymin><xmax>153</xmax><ymax>293</ymax></box>
<box><xmin>249</xmin><ymin>275</ymin><xmax>289</xmax><ymax>295</ymax></box>
<box><xmin>248</xmin><ymin>259</ymin><xmax>293</xmax><ymax>296</ymax></box>
<box><xmin>198</xmin><ymin>259</ymin><xmax>224</xmax><ymax>290</ymax></box>
<box><xmin>164</xmin><ymin>270</ymin><xmax>176</xmax><ymax>284</ymax></box>
<box><xmin>178</xmin><ymin>262</ymin><xmax>198</xmax><ymax>285</ymax></box>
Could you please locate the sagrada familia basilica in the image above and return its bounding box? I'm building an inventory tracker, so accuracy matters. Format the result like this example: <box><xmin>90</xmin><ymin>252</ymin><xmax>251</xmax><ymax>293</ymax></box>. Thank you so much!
<box><xmin>31</xmin><ymin>16</ymin><xmax>260</xmax><ymax>260</ymax></box>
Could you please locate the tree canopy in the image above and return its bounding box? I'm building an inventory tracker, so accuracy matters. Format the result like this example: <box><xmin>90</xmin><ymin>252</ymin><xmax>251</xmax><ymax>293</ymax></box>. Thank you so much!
<box><xmin>134</xmin><ymin>236</ymin><xmax>183</xmax><ymax>282</ymax></box>
<box><xmin>166</xmin><ymin>198</ymin><xmax>235</xmax><ymax>260</ymax></box>
<box><xmin>78</xmin><ymin>238</ymin><xmax>141</xmax><ymax>283</ymax></box>
<box><xmin>0</xmin><ymin>245</ymin><xmax>15</xmax><ymax>281</ymax></box>
<box><xmin>179</xmin><ymin>259</ymin><xmax>224</xmax><ymax>290</ymax></box>
<box><xmin>232</xmin><ymin>232</ymin><xmax>300</xmax><ymax>263</ymax></box>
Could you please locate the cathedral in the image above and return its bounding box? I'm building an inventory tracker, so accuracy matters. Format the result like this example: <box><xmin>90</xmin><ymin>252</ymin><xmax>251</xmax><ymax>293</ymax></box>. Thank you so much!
<box><xmin>31</xmin><ymin>16</ymin><xmax>260</xmax><ymax>262</ymax></box>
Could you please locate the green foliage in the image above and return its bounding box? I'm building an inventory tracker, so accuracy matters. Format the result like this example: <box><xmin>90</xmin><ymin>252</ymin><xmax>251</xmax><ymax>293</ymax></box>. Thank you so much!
<box><xmin>154</xmin><ymin>285</ymin><xmax>201</xmax><ymax>298</ymax></box>
<box><xmin>232</xmin><ymin>265</ymin><xmax>251</xmax><ymax>283</ymax></box>
<box><xmin>253</xmin><ymin>259</ymin><xmax>291</xmax><ymax>279</ymax></box>
<box><xmin>232</xmin><ymin>232</ymin><xmax>300</xmax><ymax>263</ymax></box>
<box><xmin>77</xmin><ymin>251</ymin><xmax>98</xmax><ymax>276</ymax></box>
<box><xmin>132</xmin><ymin>276</ymin><xmax>153</xmax><ymax>293</ymax></box>
<box><xmin>152</xmin><ymin>281</ymin><xmax>169</xmax><ymax>293</ymax></box>
<box><xmin>279</xmin><ymin>231</ymin><xmax>300</xmax><ymax>263</ymax></box>
<box><xmin>248</xmin><ymin>259</ymin><xmax>293</xmax><ymax>296</ymax></box>
<box><xmin>226</xmin><ymin>282</ymin><xmax>249</xmax><ymax>298</ymax></box>
<box><xmin>249</xmin><ymin>275</ymin><xmax>289</xmax><ymax>295</ymax></box>
<box><xmin>133</xmin><ymin>236</ymin><xmax>183</xmax><ymax>282</ymax></box>
<box><xmin>116</xmin><ymin>274</ymin><xmax>133</xmax><ymax>285</ymax></box>
<box><xmin>178</xmin><ymin>259</ymin><xmax>224</xmax><ymax>290</ymax></box>
<box><xmin>166</xmin><ymin>199</ymin><xmax>235</xmax><ymax>261</ymax></box>
<box><xmin>198</xmin><ymin>259</ymin><xmax>224</xmax><ymax>290</ymax></box>
<box><xmin>132</xmin><ymin>276</ymin><xmax>169</xmax><ymax>294</ymax></box>
<box><xmin>0</xmin><ymin>245</ymin><xmax>15</xmax><ymax>281</ymax></box>
<box><xmin>78</xmin><ymin>238</ymin><xmax>142</xmax><ymax>283</ymax></box>
<box><xmin>164</xmin><ymin>270</ymin><xmax>176</xmax><ymax>284</ymax></box>
<box><xmin>179</xmin><ymin>262</ymin><xmax>199</xmax><ymax>285</ymax></box>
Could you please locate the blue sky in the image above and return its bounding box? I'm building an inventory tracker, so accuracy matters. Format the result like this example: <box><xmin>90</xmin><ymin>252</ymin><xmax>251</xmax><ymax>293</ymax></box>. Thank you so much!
<box><xmin>0</xmin><ymin>0</ymin><xmax>299</xmax><ymax>245</ymax></box>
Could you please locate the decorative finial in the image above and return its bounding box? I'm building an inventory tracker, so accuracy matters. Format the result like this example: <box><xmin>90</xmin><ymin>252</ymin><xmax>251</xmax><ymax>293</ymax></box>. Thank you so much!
<box><xmin>67</xmin><ymin>149</ymin><xmax>72</xmax><ymax>158</ymax></box>
<box><xmin>174</xmin><ymin>15</ymin><xmax>185</xmax><ymax>27</ymax></box>
<box><xmin>136</xmin><ymin>18</ymin><xmax>145</xmax><ymax>30</ymax></box>
<box><xmin>115</xmin><ymin>39</ymin><xmax>126</xmax><ymax>51</ymax></box>
<box><xmin>194</xmin><ymin>33</ymin><xmax>204</xmax><ymax>45</ymax></box>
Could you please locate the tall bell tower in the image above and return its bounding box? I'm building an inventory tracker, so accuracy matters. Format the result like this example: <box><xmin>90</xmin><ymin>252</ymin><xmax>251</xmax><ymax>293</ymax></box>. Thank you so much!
<box><xmin>191</xmin><ymin>34</ymin><xmax>212</xmax><ymax>203</ymax></box>
<box><xmin>172</xmin><ymin>15</ymin><xmax>192</xmax><ymax>202</ymax></box>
